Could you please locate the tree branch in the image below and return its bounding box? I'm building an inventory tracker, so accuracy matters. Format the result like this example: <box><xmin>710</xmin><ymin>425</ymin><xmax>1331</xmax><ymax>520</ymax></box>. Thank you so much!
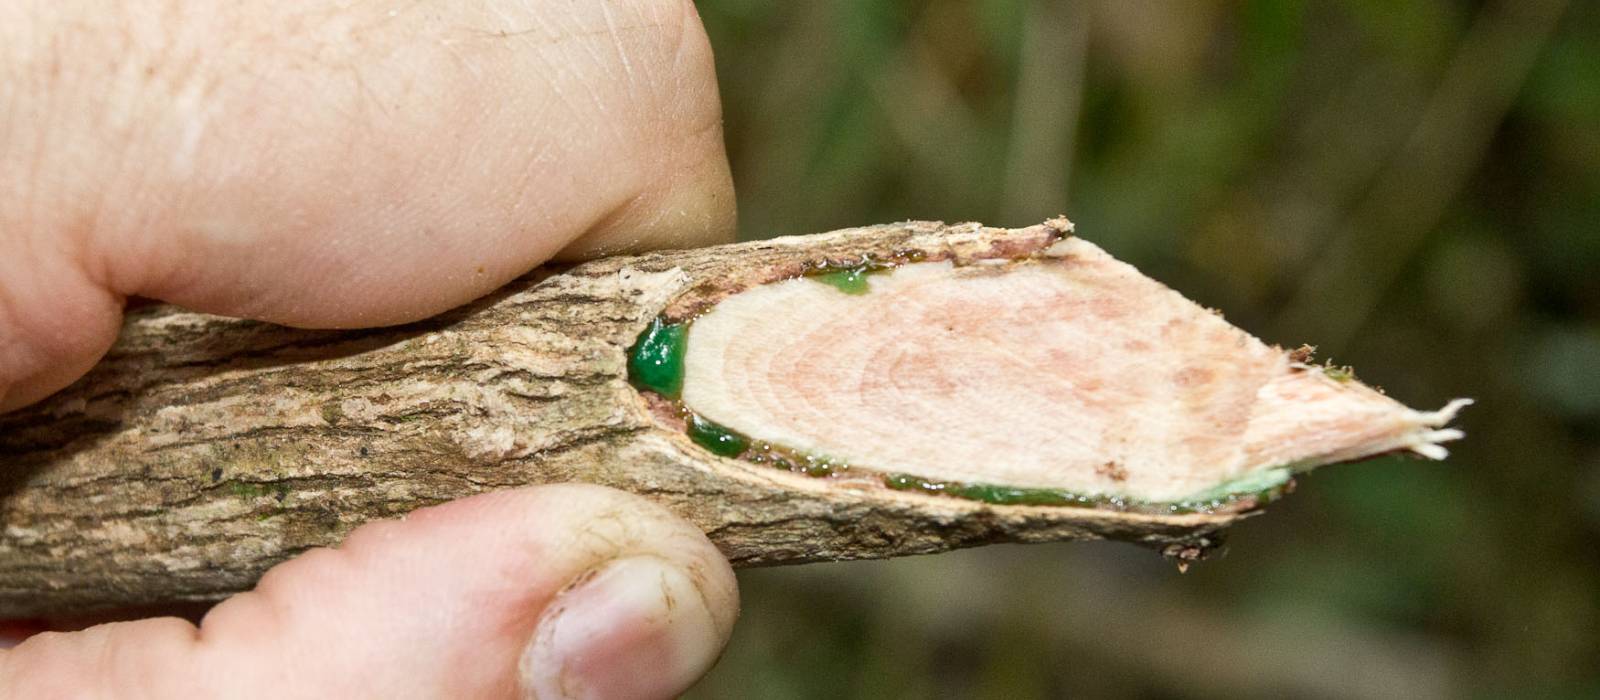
<box><xmin>1</xmin><ymin>220</ymin><xmax>1462</xmax><ymax>616</ymax></box>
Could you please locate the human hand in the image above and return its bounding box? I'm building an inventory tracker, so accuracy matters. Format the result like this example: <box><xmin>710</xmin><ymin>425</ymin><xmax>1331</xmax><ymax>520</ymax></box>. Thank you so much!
<box><xmin>0</xmin><ymin>1</ymin><xmax>739</xmax><ymax>697</ymax></box>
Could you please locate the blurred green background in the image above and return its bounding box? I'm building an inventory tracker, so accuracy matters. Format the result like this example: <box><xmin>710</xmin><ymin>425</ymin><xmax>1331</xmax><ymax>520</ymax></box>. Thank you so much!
<box><xmin>685</xmin><ymin>0</ymin><xmax>1599</xmax><ymax>698</ymax></box>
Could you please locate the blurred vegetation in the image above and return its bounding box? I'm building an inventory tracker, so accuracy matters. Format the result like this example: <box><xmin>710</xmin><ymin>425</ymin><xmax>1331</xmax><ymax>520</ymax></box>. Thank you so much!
<box><xmin>686</xmin><ymin>0</ymin><xmax>1599</xmax><ymax>698</ymax></box>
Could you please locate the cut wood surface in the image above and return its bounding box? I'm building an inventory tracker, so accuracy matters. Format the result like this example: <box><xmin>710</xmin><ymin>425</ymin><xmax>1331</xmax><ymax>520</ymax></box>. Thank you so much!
<box><xmin>0</xmin><ymin>219</ymin><xmax>1466</xmax><ymax>617</ymax></box>
<box><xmin>678</xmin><ymin>237</ymin><xmax>1467</xmax><ymax>503</ymax></box>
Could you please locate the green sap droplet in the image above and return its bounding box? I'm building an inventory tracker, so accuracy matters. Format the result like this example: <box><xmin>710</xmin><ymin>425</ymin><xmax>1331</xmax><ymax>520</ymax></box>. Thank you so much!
<box><xmin>687</xmin><ymin>414</ymin><xmax>749</xmax><ymax>457</ymax></box>
<box><xmin>948</xmin><ymin>483</ymin><xmax>1077</xmax><ymax>507</ymax></box>
<box><xmin>883</xmin><ymin>473</ymin><xmax>939</xmax><ymax>492</ymax></box>
<box><xmin>813</xmin><ymin>266</ymin><xmax>872</xmax><ymax>295</ymax></box>
<box><xmin>627</xmin><ymin>318</ymin><xmax>686</xmax><ymax>398</ymax></box>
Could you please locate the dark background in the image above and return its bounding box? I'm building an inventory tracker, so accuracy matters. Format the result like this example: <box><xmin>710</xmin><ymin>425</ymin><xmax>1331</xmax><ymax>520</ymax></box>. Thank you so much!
<box><xmin>685</xmin><ymin>1</ymin><xmax>1599</xmax><ymax>697</ymax></box>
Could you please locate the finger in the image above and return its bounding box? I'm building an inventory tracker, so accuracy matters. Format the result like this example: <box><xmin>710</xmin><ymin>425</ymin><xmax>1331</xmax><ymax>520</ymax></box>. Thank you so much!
<box><xmin>0</xmin><ymin>484</ymin><xmax>739</xmax><ymax>699</ymax></box>
<box><xmin>0</xmin><ymin>0</ymin><xmax>734</xmax><ymax>411</ymax></box>
<box><xmin>0</xmin><ymin>621</ymin><xmax>46</xmax><ymax>649</ymax></box>
<box><xmin>0</xmin><ymin>602</ymin><xmax>212</xmax><ymax>650</ymax></box>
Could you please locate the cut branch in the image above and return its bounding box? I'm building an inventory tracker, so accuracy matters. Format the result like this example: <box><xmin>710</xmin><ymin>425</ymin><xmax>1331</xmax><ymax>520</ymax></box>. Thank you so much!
<box><xmin>0</xmin><ymin>219</ymin><xmax>1466</xmax><ymax>617</ymax></box>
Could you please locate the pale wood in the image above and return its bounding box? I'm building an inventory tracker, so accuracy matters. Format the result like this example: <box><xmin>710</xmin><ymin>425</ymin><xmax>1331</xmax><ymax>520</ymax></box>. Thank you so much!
<box><xmin>678</xmin><ymin>237</ymin><xmax>1468</xmax><ymax>503</ymax></box>
<box><xmin>1</xmin><ymin>220</ymin><xmax>1252</xmax><ymax>617</ymax></box>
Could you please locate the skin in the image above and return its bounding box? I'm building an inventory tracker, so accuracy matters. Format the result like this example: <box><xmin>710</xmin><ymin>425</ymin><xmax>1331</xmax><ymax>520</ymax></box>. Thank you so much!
<box><xmin>0</xmin><ymin>1</ymin><xmax>740</xmax><ymax>697</ymax></box>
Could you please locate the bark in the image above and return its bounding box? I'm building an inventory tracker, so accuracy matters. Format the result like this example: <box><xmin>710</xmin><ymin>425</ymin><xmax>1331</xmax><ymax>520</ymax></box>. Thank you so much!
<box><xmin>0</xmin><ymin>220</ymin><xmax>1241</xmax><ymax>617</ymax></box>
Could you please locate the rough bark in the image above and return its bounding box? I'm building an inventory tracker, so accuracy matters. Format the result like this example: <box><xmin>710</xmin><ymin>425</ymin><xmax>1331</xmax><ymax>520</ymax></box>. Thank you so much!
<box><xmin>0</xmin><ymin>220</ymin><xmax>1240</xmax><ymax>617</ymax></box>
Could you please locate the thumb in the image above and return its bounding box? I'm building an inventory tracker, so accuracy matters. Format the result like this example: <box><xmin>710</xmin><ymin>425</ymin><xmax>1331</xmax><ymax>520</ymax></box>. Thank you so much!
<box><xmin>0</xmin><ymin>485</ymin><xmax>739</xmax><ymax>699</ymax></box>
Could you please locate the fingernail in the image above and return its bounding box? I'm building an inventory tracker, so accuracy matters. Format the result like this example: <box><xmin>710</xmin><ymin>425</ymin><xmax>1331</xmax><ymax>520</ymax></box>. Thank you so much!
<box><xmin>521</xmin><ymin>556</ymin><xmax>723</xmax><ymax>700</ymax></box>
